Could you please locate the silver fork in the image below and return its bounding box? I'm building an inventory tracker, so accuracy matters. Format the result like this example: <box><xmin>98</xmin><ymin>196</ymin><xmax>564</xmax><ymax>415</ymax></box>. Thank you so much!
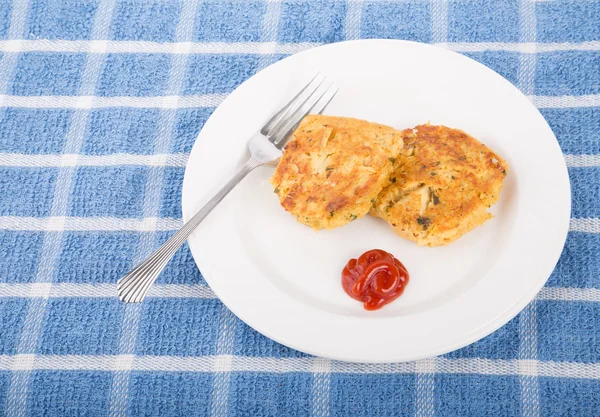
<box><xmin>117</xmin><ymin>75</ymin><xmax>338</xmax><ymax>303</ymax></box>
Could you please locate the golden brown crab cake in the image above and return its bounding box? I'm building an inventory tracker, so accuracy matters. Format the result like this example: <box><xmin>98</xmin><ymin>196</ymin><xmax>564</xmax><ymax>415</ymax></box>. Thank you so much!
<box><xmin>271</xmin><ymin>114</ymin><xmax>406</xmax><ymax>230</ymax></box>
<box><xmin>371</xmin><ymin>124</ymin><xmax>508</xmax><ymax>246</ymax></box>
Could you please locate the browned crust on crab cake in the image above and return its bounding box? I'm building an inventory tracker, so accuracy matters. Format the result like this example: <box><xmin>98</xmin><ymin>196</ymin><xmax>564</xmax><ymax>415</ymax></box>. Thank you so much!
<box><xmin>371</xmin><ymin>123</ymin><xmax>508</xmax><ymax>246</ymax></box>
<box><xmin>271</xmin><ymin>114</ymin><xmax>406</xmax><ymax>230</ymax></box>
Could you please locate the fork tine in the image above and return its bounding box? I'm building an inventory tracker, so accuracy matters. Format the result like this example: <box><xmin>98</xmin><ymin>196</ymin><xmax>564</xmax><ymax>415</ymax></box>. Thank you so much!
<box><xmin>312</xmin><ymin>85</ymin><xmax>339</xmax><ymax>115</ymax></box>
<box><xmin>261</xmin><ymin>73</ymin><xmax>321</xmax><ymax>136</ymax></box>
<box><xmin>265</xmin><ymin>77</ymin><xmax>327</xmax><ymax>142</ymax></box>
<box><xmin>271</xmin><ymin>83</ymin><xmax>337</xmax><ymax>147</ymax></box>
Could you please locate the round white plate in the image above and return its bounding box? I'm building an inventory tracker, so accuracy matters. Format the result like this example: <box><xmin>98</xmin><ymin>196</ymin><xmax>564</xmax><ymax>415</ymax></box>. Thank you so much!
<box><xmin>182</xmin><ymin>40</ymin><xmax>570</xmax><ymax>363</ymax></box>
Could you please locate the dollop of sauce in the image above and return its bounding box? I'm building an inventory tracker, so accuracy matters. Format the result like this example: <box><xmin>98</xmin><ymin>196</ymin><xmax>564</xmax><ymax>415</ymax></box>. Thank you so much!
<box><xmin>342</xmin><ymin>249</ymin><xmax>409</xmax><ymax>310</ymax></box>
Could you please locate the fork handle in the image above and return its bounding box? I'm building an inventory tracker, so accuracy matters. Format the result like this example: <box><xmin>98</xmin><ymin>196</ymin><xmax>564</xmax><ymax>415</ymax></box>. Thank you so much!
<box><xmin>117</xmin><ymin>157</ymin><xmax>262</xmax><ymax>303</ymax></box>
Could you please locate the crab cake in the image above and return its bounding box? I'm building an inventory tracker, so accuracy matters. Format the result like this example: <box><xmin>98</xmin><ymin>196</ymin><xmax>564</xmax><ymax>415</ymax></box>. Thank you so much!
<box><xmin>271</xmin><ymin>114</ymin><xmax>406</xmax><ymax>230</ymax></box>
<box><xmin>371</xmin><ymin>124</ymin><xmax>508</xmax><ymax>246</ymax></box>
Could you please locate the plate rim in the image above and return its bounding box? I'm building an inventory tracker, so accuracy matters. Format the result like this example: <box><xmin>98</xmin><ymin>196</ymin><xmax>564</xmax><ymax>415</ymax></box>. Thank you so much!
<box><xmin>181</xmin><ymin>39</ymin><xmax>571</xmax><ymax>362</ymax></box>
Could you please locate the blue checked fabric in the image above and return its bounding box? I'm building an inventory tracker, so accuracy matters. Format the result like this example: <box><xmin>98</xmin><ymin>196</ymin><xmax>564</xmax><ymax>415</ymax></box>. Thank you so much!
<box><xmin>0</xmin><ymin>0</ymin><xmax>598</xmax><ymax>416</ymax></box>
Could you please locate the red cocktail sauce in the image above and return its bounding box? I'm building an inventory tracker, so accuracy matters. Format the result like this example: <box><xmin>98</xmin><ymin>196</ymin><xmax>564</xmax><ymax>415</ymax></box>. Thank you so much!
<box><xmin>341</xmin><ymin>249</ymin><xmax>409</xmax><ymax>311</ymax></box>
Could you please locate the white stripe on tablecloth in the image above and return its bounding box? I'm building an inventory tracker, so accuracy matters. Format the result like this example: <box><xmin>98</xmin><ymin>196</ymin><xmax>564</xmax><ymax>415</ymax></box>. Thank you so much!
<box><xmin>0</xmin><ymin>1</ymin><xmax>28</xmax><ymax>96</ymax></box>
<box><xmin>0</xmin><ymin>39</ymin><xmax>599</xmax><ymax>54</ymax></box>
<box><xmin>0</xmin><ymin>153</ymin><xmax>188</xmax><ymax>167</ymax></box>
<box><xmin>530</xmin><ymin>94</ymin><xmax>600</xmax><ymax>108</ymax></box>
<box><xmin>255</xmin><ymin>0</ymin><xmax>282</xmax><ymax>71</ymax></box>
<box><xmin>537</xmin><ymin>287</ymin><xmax>600</xmax><ymax>302</ymax></box>
<box><xmin>0</xmin><ymin>93</ymin><xmax>597</xmax><ymax>109</ymax></box>
<box><xmin>0</xmin><ymin>283</ymin><xmax>216</xmax><ymax>299</ymax></box>
<box><xmin>570</xmin><ymin>218</ymin><xmax>600</xmax><ymax>234</ymax></box>
<box><xmin>2</xmin><ymin>284</ymin><xmax>600</xmax><ymax>303</ymax></box>
<box><xmin>0</xmin><ymin>40</ymin><xmax>318</xmax><ymax>54</ymax></box>
<box><xmin>0</xmin><ymin>94</ymin><xmax>226</xmax><ymax>108</ymax></box>
<box><xmin>0</xmin><ymin>216</ymin><xmax>596</xmax><ymax>233</ymax></box>
<box><xmin>108</xmin><ymin>303</ymin><xmax>142</xmax><ymax>417</ymax></box>
<box><xmin>431</xmin><ymin>0</ymin><xmax>448</xmax><ymax>45</ymax></box>
<box><xmin>311</xmin><ymin>357</ymin><xmax>332</xmax><ymax>417</ymax></box>
<box><xmin>415</xmin><ymin>357</ymin><xmax>436</xmax><ymax>417</ymax></box>
<box><xmin>344</xmin><ymin>0</ymin><xmax>363</xmax><ymax>41</ymax></box>
<box><xmin>519</xmin><ymin>302</ymin><xmax>540</xmax><ymax>417</ymax></box>
<box><xmin>5</xmin><ymin>0</ymin><xmax>118</xmax><ymax>415</ymax></box>
<box><xmin>1</xmin><ymin>355</ymin><xmax>600</xmax><ymax>378</ymax></box>
<box><xmin>443</xmin><ymin>41</ymin><xmax>600</xmax><ymax>53</ymax></box>
<box><xmin>210</xmin><ymin>307</ymin><xmax>238</xmax><ymax>417</ymax></box>
<box><xmin>0</xmin><ymin>216</ymin><xmax>181</xmax><ymax>231</ymax></box>
<box><xmin>564</xmin><ymin>154</ymin><xmax>600</xmax><ymax>168</ymax></box>
<box><xmin>0</xmin><ymin>152</ymin><xmax>596</xmax><ymax>168</ymax></box>
<box><xmin>107</xmin><ymin>2</ymin><xmax>200</xmax><ymax>416</ymax></box>
<box><xmin>517</xmin><ymin>0</ymin><xmax>540</xmax><ymax>414</ymax></box>
<box><xmin>0</xmin><ymin>10</ymin><xmax>32</xmax><ymax>413</ymax></box>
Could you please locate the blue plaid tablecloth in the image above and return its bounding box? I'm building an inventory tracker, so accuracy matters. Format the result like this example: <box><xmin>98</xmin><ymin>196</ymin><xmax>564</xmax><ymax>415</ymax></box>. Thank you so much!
<box><xmin>0</xmin><ymin>0</ymin><xmax>598</xmax><ymax>416</ymax></box>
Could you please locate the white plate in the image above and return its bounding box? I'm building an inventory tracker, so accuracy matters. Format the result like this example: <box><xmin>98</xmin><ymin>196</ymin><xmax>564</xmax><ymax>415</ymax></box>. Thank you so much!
<box><xmin>182</xmin><ymin>40</ymin><xmax>570</xmax><ymax>363</ymax></box>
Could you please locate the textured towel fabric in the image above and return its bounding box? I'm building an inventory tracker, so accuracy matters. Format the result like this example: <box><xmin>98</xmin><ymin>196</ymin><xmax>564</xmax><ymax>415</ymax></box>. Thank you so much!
<box><xmin>0</xmin><ymin>0</ymin><xmax>598</xmax><ymax>416</ymax></box>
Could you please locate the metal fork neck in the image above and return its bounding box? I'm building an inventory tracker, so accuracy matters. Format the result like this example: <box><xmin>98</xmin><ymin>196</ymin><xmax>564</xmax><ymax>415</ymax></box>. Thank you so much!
<box><xmin>117</xmin><ymin>156</ymin><xmax>261</xmax><ymax>302</ymax></box>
